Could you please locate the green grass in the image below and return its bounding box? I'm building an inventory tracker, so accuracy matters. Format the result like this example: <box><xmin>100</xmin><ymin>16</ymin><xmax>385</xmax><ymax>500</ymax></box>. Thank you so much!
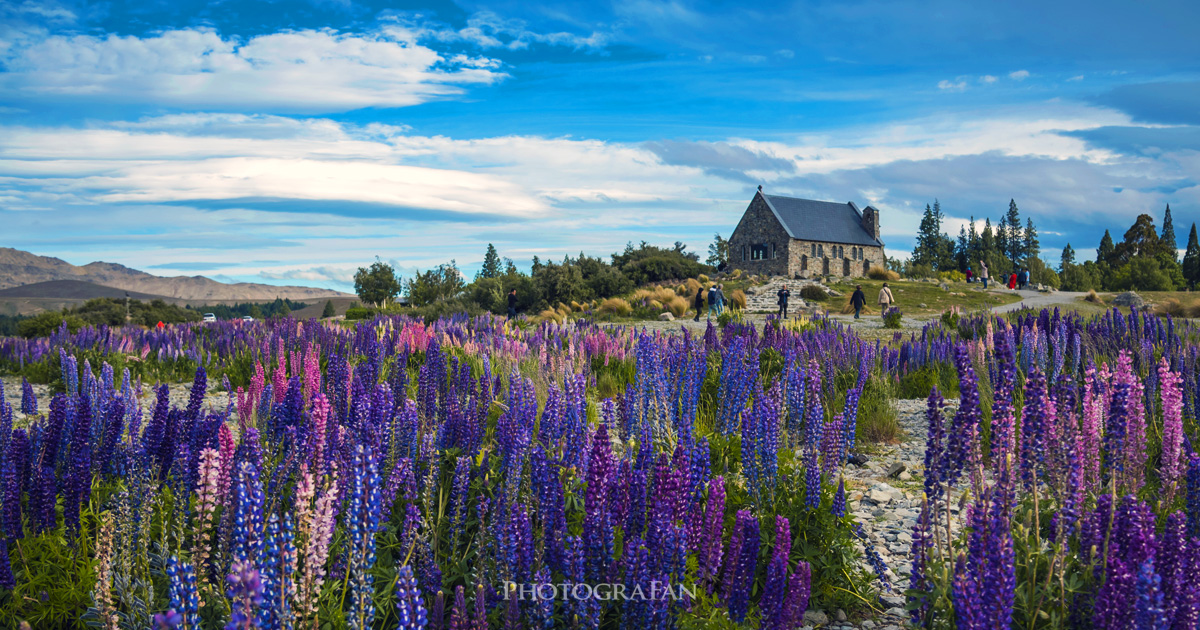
<box><xmin>824</xmin><ymin>278</ymin><xmax>1022</xmax><ymax>318</ymax></box>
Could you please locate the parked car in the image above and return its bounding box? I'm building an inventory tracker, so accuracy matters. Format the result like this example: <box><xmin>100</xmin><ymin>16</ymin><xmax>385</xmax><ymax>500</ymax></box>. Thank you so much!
<box><xmin>202</xmin><ymin>313</ymin><xmax>217</xmax><ymax>323</ymax></box>
<box><xmin>242</xmin><ymin>315</ymin><xmax>254</xmax><ymax>322</ymax></box>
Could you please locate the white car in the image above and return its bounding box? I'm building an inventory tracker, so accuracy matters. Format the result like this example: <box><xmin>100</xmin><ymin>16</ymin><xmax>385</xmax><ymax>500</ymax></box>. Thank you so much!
<box><xmin>242</xmin><ymin>315</ymin><xmax>254</xmax><ymax>322</ymax></box>
<box><xmin>202</xmin><ymin>313</ymin><xmax>217</xmax><ymax>323</ymax></box>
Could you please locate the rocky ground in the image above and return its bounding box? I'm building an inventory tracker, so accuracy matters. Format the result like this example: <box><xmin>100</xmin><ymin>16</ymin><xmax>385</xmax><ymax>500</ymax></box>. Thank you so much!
<box><xmin>2</xmin><ymin>375</ymin><xmax>231</xmax><ymax>426</ymax></box>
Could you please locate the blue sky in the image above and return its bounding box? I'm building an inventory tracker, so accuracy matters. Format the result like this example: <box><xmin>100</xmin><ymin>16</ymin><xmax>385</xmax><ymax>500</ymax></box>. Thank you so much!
<box><xmin>2</xmin><ymin>0</ymin><xmax>1198</xmax><ymax>290</ymax></box>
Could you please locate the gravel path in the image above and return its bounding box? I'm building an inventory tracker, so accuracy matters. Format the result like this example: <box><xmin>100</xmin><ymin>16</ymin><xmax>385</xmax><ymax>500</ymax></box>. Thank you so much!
<box><xmin>2</xmin><ymin>376</ymin><xmax>231</xmax><ymax>426</ymax></box>
<box><xmin>990</xmin><ymin>289</ymin><xmax>1085</xmax><ymax>313</ymax></box>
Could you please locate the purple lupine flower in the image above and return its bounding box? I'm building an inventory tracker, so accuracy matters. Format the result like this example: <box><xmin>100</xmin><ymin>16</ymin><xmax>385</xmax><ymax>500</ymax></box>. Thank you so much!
<box><xmin>20</xmin><ymin>378</ymin><xmax>36</xmax><ymax>416</ymax></box>
<box><xmin>1159</xmin><ymin>358</ymin><xmax>1186</xmax><ymax>502</ymax></box>
<box><xmin>1189</xmin><ymin>455</ymin><xmax>1200</xmax><ymax>540</ymax></box>
<box><xmin>944</xmin><ymin>347</ymin><xmax>981</xmax><ymax>491</ymax></box>
<box><xmin>759</xmin><ymin>516</ymin><xmax>792</xmax><ymax>628</ymax></box>
<box><xmin>259</xmin><ymin>512</ymin><xmax>296</xmax><ymax>630</ymax></box>
<box><xmin>0</xmin><ymin>538</ymin><xmax>13</xmax><ymax>590</ymax></box>
<box><xmin>1019</xmin><ymin>370</ymin><xmax>1053</xmax><ymax>491</ymax></box>
<box><xmin>1157</xmin><ymin>513</ymin><xmax>1193</xmax><ymax>628</ymax></box>
<box><xmin>2</xmin><ymin>430</ymin><xmax>29</xmax><ymax>539</ymax></box>
<box><xmin>225</xmin><ymin>561</ymin><xmax>264</xmax><ymax>630</ymax></box>
<box><xmin>621</xmin><ymin>536</ymin><xmax>652</xmax><ymax>629</ymax></box>
<box><xmin>831</xmin><ymin>477</ymin><xmax>846</xmax><ymax>519</ymax></box>
<box><xmin>725</xmin><ymin>511</ymin><xmax>759</xmax><ymax>623</ymax></box>
<box><xmin>952</xmin><ymin>554</ymin><xmax>983</xmax><ymax>629</ymax></box>
<box><xmin>347</xmin><ymin>444</ymin><xmax>382</xmax><ymax>630</ymax></box>
<box><xmin>1134</xmin><ymin>561</ymin><xmax>1169</xmax><ymax>630</ymax></box>
<box><xmin>449</xmin><ymin>585</ymin><xmax>472</xmax><ymax>630</ymax></box>
<box><xmin>922</xmin><ymin>387</ymin><xmax>946</xmax><ymax>502</ymax></box>
<box><xmin>64</xmin><ymin>393</ymin><xmax>94</xmax><ymax>535</ymax></box>
<box><xmin>431</xmin><ymin>590</ymin><xmax>445</xmax><ymax>630</ymax></box>
<box><xmin>582</xmin><ymin>422</ymin><xmax>615</xmax><ymax>582</ymax></box>
<box><xmin>853</xmin><ymin>521</ymin><xmax>891</xmax><ymax>592</ymax></box>
<box><xmin>166</xmin><ymin>556</ymin><xmax>199</xmax><ymax>629</ymax></box>
<box><xmin>698</xmin><ymin>476</ymin><xmax>725</xmax><ymax>590</ymax></box>
<box><xmin>232</xmin><ymin>461</ymin><xmax>265</xmax><ymax>566</ymax></box>
<box><xmin>781</xmin><ymin>561</ymin><xmax>811</xmax><ymax>630</ymax></box>
<box><xmin>989</xmin><ymin>333</ymin><xmax>1017</xmax><ymax>470</ymax></box>
<box><xmin>395</xmin><ymin>565</ymin><xmax>428</xmax><ymax>630</ymax></box>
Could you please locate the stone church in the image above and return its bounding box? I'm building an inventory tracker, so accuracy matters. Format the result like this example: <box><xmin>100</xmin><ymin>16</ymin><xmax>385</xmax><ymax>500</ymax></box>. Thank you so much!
<box><xmin>728</xmin><ymin>187</ymin><xmax>885</xmax><ymax>279</ymax></box>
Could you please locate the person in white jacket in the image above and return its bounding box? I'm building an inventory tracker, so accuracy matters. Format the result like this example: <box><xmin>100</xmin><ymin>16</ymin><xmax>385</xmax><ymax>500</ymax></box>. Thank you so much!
<box><xmin>877</xmin><ymin>282</ymin><xmax>895</xmax><ymax>318</ymax></box>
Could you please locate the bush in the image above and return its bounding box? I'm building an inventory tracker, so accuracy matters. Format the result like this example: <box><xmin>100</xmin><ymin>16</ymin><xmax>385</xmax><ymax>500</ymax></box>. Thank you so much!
<box><xmin>717</xmin><ymin>309</ymin><xmax>744</xmax><ymax>327</ymax></box>
<box><xmin>1154</xmin><ymin>298</ymin><xmax>1200</xmax><ymax>318</ymax></box>
<box><xmin>665</xmin><ymin>296</ymin><xmax>689</xmax><ymax>317</ymax></box>
<box><xmin>799</xmin><ymin>285</ymin><xmax>828</xmax><ymax>302</ymax></box>
<box><xmin>344</xmin><ymin>307</ymin><xmax>375</xmax><ymax>320</ymax></box>
<box><xmin>697</xmin><ymin>274</ymin><xmax>710</xmax><ymax>284</ymax></box>
<box><xmin>406</xmin><ymin>298</ymin><xmax>484</xmax><ymax>323</ymax></box>
<box><xmin>938</xmin><ymin>270</ymin><xmax>966</xmax><ymax>283</ymax></box>
<box><xmin>18</xmin><ymin>312</ymin><xmax>86</xmax><ymax>338</ymax></box>
<box><xmin>904</xmin><ymin>262</ymin><xmax>934</xmax><ymax>279</ymax></box>
<box><xmin>940</xmin><ymin>308</ymin><xmax>961</xmax><ymax>329</ymax></box>
<box><xmin>882</xmin><ymin>307</ymin><xmax>903</xmax><ymax>329</ymax></box>
<box><xmin>1084</xmin><ymin>289</ymin><xmax>1104</xmax><ymax>304</ymax></box>
<box><xmin>597</xmin><ymin>297</ymin><xmax>633</xmax><ymax>317</ymax></box>
<box><xmin>867</xmin><ymin>265</ymin><xmax>900</xmax><ymax>281</ymax></box>
<box><xmin>538</xmin><ymin>308</ymin><xmax>565</xmax><ymax>324</ymax></box>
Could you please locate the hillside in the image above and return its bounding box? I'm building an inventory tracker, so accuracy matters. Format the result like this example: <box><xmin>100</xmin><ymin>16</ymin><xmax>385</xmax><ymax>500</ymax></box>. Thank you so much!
<box><xmin>0</xmin><ymin>248</ymin><xmax>352</xmax><ymax>301</ymax></box>
<box><xmin>0</xmin><ymin>280</ymin><xmax>169</xmax><ymax>300</ymax></box>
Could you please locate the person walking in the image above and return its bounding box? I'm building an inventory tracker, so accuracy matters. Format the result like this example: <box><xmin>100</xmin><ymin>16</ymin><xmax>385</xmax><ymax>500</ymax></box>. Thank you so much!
<box><xmin>965</xmin><ymin>268</ymin><xmax>973</xmax><ymax>283</ymax></box>
<box><xmin>715</xmin><ymin>284</ymin><xmax>727</xmax><ymax>315</ymax></box>
<box><xmin>877</xmin><ymin>282</ymin><xmax>894</xmax><ymax>318</ymax></box>
<box><xmin>707</xmin><ymin>284</ymin><xmax>719</xmax><ymax>320</ymax></box>
<box><xmin>1020</xmin><ymin>268</ymin><xmax>1030</xmax><ymax>290</ymax></box>
<box><xmin>979</xmin><ymin>261</ymin><xmax>989</xmax><ymax>289</ymax></box>
<box><xmin>776</xmin><ymin>284</ymin><xmax>790</xmax><ymax>319</ymax></box>
<box><xmin>507</xmin><ymin>289</ymin><xmax>518</xmax><ymax>319</ymax></box>
<box><xmin>1008</xmin><ymin>271</ymin><xmax>1017</xmax><ymax>291</ymax></box>
<box><xmin>693</xmin><ymin>286</ymin><xmax>704</xmax><ymax>322</ymax></box>
<box><xmin>850</xmin><ymin>285</ymin><xmax>866</xmax><ymax>319</ymax></box>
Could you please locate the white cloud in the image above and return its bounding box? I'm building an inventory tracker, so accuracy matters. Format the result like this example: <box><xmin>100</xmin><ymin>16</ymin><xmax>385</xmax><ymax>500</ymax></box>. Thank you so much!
<box><xmin>1009</xmin><ymin>69</ymin><xmax>1031</xmax><ymax>80</ymax></box>
<box><xmin>5</xmin><ymin>1</ymin><xmax>76</xmax><ymax>21</ymax></box>
<box><xmin>383</xmin><ymin>11</ymin><xmax>609</xmax><ymax>52</ymax></box>
<box><xmin>980</xmin><ymin>75</ymin><xmax>998</xmax><ymax>84</ymax></box>
<box><xmin>1068</xmin><ymin>75</ymin><xmax>1084</xmax><ymax>82</ymax></box>
<box><xmin>0</xmin><ymin>27</ymin><xmax>506</xmax><ymax>112</ymax></box>
<box><xmin>938</xmin><ymin>79</ymin><xmax>968</xmax><ymax>91</ymax></box>
<box><xmin>776</xmin><ymin>49</ymin><xmax>795</xmax><ymax>58</ymax></box>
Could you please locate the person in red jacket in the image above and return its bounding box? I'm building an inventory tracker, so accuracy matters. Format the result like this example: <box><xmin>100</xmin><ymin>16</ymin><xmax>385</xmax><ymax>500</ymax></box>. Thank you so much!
<box><xmin>1008</xmin><ymin>272</ymin><xmax>1017</xmax><ymax>290</ymax></box>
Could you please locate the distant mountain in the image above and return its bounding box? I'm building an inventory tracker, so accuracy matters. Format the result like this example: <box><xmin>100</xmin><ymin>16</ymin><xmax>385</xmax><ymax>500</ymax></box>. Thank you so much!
<box><xmin>0</xmin><ymin>280</ymin><xmax>168</xmax><ymax>300</ymax></box>
<box><xmin>0</xmin><ymin>248</ymin><xmax>352</xmax><ymax>301</ymax></box>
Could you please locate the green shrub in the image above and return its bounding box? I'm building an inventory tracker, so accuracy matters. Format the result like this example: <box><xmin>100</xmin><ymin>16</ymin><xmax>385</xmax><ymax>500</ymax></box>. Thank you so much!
<box><xmin>882</xmin><ymin>307</ymin><xmax>903</xmax><ymax>329</ymax></box>
<box><xmin>344</xmin><ymin>306</ymin><xmax>375</xmax><ymax>320</ymax></box>
<box><xmin>18</xmin><ymin>312</ymin><xmax>86</xmax><ymax>338</ymax></box>
<box><xmin>799</xmin><ymin>285</ymin><xmax>828</xmax><ymax>302</ymax></box>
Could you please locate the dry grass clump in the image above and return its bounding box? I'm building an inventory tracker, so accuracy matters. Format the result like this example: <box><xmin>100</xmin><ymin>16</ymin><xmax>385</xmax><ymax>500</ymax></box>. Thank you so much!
<box><xmin>666</xmin><ymin>296</ymin><xmax>689</xmax><ymax>317</ymax></box>
<box><xmin>729</xmin><ymin>289</ymin><xmax>747</xmax><ymax>310</ymax></box>
<box><xmin>731</xmin><ymin>268</ymin><xmax>743</xmax><ymax>278</ymax></box>
<box><xmin>1154</xmin><ymin>298</ymin><xmax>1200</xmax><ymax>318</ymax></box>
<box><xmin>539</xmin><ymin>309</ymin><xmax>564</xmax><ymax>324</ymax></box>
<box><xmin>632</xmin><ymin>286</ymin><xmax>678</xmax><ymax>304</ymax></box>
<box><xmin>698</xmin><ymin>274</ymin><xmax>710</xmax><ymax>284</ymax></box>
<box><xmin>598</xmin><ymin>297</ymin><xmax>633</xmax><ymax>317</ymax></box>
<box><xmin>867</xmin><ymin>265</ymin><xmax>900</xmax><ymax>281</ymax></box>
<box><xmin>683</xmin><ymin>278</ymin><xmax>702</xmax><ymax>297</ymax></box>
<box><xmin>570</xmin><ymin>300</ymin><xmax>583</xmax><ymax>312</ymax></box>
<box><xmin>1084</xmin><ymin>290</ymin><xmax>1104</xmax><ymax>304</ymax></box>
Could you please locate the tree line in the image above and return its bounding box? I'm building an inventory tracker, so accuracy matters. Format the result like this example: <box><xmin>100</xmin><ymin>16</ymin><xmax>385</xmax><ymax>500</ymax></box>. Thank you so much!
<box><xmin>352</xmin><ymin>241</ymin><xmax>714</xmax><ymax>318</ymax></box>
<box><xmin>909</xmin><ymin>199</ymin><xmax>1055</xmax><ymax>285</ymax></box>
<box><xmin>1061</xmin><ymin>205</ymin><xmax>1199</xmax><ymax>292</ymax></box>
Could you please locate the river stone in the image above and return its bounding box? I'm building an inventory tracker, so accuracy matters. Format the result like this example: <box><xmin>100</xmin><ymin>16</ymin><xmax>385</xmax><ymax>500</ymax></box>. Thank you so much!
<box><xmin>886</xmin><ymin>462</ymin><xmax>906</xmax><ymax>477</ymax></box>
<box><xmin>803</xmin><ymin>610</ymin><xmax>830</xmax><ymax>626</ymax></box>
<box><xmin>1113</xmin><ymin>291</ymin><xmax>1145</xmax><ymax>308</ymax></box>
<box><xmin>658</xmin><ymin>312</ymin><xmax>674</xmax><ymax>321</ymax></box>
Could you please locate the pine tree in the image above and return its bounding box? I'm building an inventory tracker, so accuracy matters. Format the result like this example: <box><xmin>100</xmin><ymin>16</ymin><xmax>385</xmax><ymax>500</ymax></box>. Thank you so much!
<box><xmin>1183</xmin><ymin>223</ymin><xmax>1200</xmax><ymax>289</ymax></box>
<box><xmin>1005</xmin><ymin>199</ymin><xmax>1023</xmax><ymax>261</ymax></box>
<box><xmin>478</xmin><ymin>244</ymin><xmax>502</xmax><ymax>279</ymax></box>
<box><xmin>1098</xmin><ymin>230</ymin><xmax>1116</xmax><ymax>265</ymax></box>
<box><xmin>1161</xmin><ymin>204</ymin><xmax>1178</xmax><ymax>262</ymax></box>
<box><xmin>1060</xmin><ymin>244</ymin><xmax>1076</xmax><ymax>270</ymax></box>
<box><xmin>322</xmin><ymin>300</ymin><xmax>336</xmax><ymax>318</ymax></box>
<box><xmin>1023</xmin><ymin>217</ymin><xmax>1039</xmax><ymax>266</ymax></box>
<box><xmin>995</xmin><ymin>219</ymin><xmax>1008</xmax><ymax>266</ymax></box>
<box><xmin>956</xmin><ymin>225</ymin><xmax>969</xmax><ymax>272</ymax></box>
<box><xmin>913</xmin><ymin>203</ymin><xmax>938</xmax><ymax>267</ymax></box>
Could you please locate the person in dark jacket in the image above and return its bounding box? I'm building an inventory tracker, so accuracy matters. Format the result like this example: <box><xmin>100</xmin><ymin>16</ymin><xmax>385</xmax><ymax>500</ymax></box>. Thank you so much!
<box><xmin>777</xmin><ymin>284</ymin><xmax>790</xmax><ymax>319</ymax></box>
<box><xmin>507</xmin><ymin>289</ymin><xmax>518</xmax><ymax>319</ymax></box>
<box><xmin>693</xmin><ymin>286</ymin><xmax>704</xmax><ymax>322</ymax></box>
<box><xmin>850</xmin><ymin>285</ymin><xmax>867</xmax><ymax>319</ymax></box>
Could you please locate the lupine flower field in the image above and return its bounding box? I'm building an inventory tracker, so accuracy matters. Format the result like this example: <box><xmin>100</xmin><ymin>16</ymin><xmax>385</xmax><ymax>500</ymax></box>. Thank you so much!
<box><xmin>0</xmin><ymin>308</ymin><xmax>1197</xmax><ymax>629</ymax></box>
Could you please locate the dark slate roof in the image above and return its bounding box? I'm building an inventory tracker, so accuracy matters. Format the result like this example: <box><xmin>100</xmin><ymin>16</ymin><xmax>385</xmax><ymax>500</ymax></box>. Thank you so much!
<box><xmin>760</xmin><ymin>193</ymin><xmax>885</xmax><ymax>247</ymax></box>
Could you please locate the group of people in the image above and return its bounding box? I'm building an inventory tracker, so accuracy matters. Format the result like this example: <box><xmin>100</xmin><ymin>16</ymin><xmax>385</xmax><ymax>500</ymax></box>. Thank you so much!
<box><xmin>966</xmin><ymin>261</ymin><xmax>1031</xmax><ymax>291</ymax></box>
<box><xmin>693</xmin><ymin>284</ymin><xmax>728</xmax><ymax>321</ymax></box>
<box><xmin>775</xmin><ymin>282</ymin><xmax>894</xmax><ymax>321</ymax></box>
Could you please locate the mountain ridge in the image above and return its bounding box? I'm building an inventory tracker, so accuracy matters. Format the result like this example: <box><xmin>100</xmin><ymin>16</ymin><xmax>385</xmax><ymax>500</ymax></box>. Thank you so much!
<box><xmin>0</xmin><ymin>247</ymin><xmax>352</xmax><ymax>301</ymax></box>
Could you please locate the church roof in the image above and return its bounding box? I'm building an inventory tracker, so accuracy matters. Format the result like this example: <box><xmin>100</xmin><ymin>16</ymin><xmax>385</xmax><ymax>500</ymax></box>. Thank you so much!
<box><xmin>760</xmin><ymin>193</ymin><xmax>885</xmax><ymax>247</ymax></box>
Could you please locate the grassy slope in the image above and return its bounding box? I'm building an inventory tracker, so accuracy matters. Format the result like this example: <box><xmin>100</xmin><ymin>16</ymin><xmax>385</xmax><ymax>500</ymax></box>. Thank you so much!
<box><xmin>822</xmin><ymin>278</ymin><xmax>1023</xmax><ymax>317</ymax></box>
